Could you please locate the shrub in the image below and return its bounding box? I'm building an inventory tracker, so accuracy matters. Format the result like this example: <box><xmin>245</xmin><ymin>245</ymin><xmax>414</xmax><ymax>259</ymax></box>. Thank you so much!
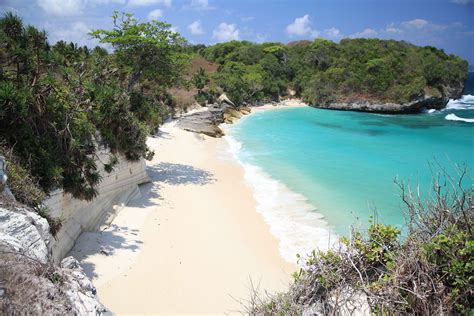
<box><xmin>247</xmin><ymin>166</ymin><xmax>473</xmax><ymax>314</ymax></box>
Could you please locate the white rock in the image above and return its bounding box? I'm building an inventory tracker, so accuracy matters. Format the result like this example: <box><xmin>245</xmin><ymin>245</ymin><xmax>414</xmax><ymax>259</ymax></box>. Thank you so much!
<box><xmin>0</xmin><ymin>207</ymin><xmax>49</xmax><ymax>263</ymax></box>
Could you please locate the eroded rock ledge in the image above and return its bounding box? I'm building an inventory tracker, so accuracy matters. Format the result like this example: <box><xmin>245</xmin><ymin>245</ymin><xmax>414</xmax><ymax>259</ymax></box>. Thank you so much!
<box><xmin>177</xmin><ymin>103</ymin><xmax>251</xmax><ymax>137</ymax></box>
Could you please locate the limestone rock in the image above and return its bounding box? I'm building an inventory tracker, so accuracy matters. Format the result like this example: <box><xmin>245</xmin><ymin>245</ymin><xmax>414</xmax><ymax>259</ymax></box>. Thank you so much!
<box><xmin>0</xmin><ymin>204</ymin><xmax>107</xmax><ymax>314</ymax></box>
<box><xmin>217</xmin><ymin>93</ymin><xmax>235</xmax><ymax>107</ymax></box>
<box><xmin>61</xmin><ymin>256</ymin><xmax>107</xmax><ymax>315</ymax></box>
<box><xmin>45</xmin><ymin>152</ymin><xmax>150</xmax><ymax>261</ymax></box>
<box><xmin>319</xmin><ymin>95</ymin><xmax>448</xmax><ymax>114</ymax></box>
<box><xmin>177</xmin><ymin>106</ymin><xmax>225</xmax><ymax>137</ymax></box>
<box><xmin>0</xmin><ymin>207</ymin><xmax>49</xmax><ymax>263</ymax></box>
<box><xmin>240</xmin><ymin>106</ymin><xmax>251</xmax><ymax>115</ymax></box>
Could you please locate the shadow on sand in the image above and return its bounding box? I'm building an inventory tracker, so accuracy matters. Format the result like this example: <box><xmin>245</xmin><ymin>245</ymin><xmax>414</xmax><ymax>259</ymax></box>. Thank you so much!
<box><xmin>147</xmin><ymin>162</ymin><xmax>215</xmax><ymax>186</ymax></box>
<box><xmin>71</xmin><ymin>162</ymin><xmax>215</xmax><ymax>281</ymax></box>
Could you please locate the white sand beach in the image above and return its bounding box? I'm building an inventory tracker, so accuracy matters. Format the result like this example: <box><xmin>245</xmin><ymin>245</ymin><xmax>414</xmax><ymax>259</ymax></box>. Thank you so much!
<box><xmin>70</xmin><ymin>104</ymin><xmax>306</xmax><ymax>314</ymax></box>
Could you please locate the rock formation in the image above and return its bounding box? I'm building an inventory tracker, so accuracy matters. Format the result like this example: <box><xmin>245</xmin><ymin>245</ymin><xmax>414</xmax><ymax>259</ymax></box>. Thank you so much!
<box><xmin>177</xmin><ymin>94</ymin><xmax>252</xmax><ymax>137</ymax></box>
<box><xmin>0</xmin><ymin>204</ymin><xmax>107</xmax><ymax>314</ymax></box>
<box><xmin>45</xmin><ymin>152</ymin><xmax>150</xmax><ymax>261</ymax></box>
<box><xmin>316</xmin><ymin>83</ymin><xmax>465</xmax><ymax>114</ymax></box>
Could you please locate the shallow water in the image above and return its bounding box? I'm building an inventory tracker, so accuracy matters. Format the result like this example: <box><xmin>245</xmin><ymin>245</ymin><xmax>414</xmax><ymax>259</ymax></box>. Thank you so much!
<box><xmin>226</xmin><ymin>90</ymin><xmax>474</xmax><ymax>262</ymax></box>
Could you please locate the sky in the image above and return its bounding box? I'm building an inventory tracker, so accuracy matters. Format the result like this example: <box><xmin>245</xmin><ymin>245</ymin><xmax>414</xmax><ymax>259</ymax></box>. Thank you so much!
<box><xmin>1</xmin><ymin>0</ymin><xmax>473</xmax><ymax>63</ymax></box>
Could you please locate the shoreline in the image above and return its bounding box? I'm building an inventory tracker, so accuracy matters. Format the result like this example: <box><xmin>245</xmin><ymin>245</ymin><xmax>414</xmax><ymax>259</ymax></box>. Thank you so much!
<box><xmin>221</xmin><ymin>100</ymin><xmax>338</xmax><ymax>264</ymax></box>
<box><xmin>70</xmin><ymin>103</ymin><xmax>303</xmax><ymax>314</ymax></box>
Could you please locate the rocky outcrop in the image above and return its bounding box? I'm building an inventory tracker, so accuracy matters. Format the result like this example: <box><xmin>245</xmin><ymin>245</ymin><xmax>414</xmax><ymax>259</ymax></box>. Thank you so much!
<box><xmin>177</xmin><ymin>96</ymin><xmax>252</xmax><ymax>137</ymax></box>
<box><xmin>0</xmin><ymin>205</ymin><xmax>106</xmax><ymax>314</ymax></box>
<box><xmin>45</xmin><ymin>152</ymin><xmax>150</xmax><ymax>262</ymax></box>
<box><xmin>316</xmin><ymin>84</ymin><xmax>464</xmax><ymax>114</ymax></box>
<box><xmin>319</xmin><ymin>95</ymin><xmax>446</xmax><ymax>114</ymax></box>
<box><xmin>177</xmin><ymin>106</ymin><xmax>226</xmax><ymax>137</ymax></box>
<box><xmin>0</xmin><ymin>206</ymin><xmax>50</xmax><ymax>263</ymax></box>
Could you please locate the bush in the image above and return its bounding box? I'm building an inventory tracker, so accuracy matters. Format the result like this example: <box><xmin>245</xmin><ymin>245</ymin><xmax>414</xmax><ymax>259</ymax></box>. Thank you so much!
<box><xmin>247</xmin><ymin>166</ymin><xmax>473</xmax><ymax>314</ymax></box>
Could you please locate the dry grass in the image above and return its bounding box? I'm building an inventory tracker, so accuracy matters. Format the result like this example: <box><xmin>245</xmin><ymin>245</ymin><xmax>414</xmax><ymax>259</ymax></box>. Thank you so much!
<box><xmin>246</xmin><ymin>165</ymin><xmax>473</xmax><ymax>315</ymax></box>
<box><xmin>0</xmin><ymin>251</ymin><xmax>71</xmax><ymax>314</ymax></box>
<box><xmin>170</xmin><ymin>57</ymin><xmax>219</xmax><ymax>111</ymax></box>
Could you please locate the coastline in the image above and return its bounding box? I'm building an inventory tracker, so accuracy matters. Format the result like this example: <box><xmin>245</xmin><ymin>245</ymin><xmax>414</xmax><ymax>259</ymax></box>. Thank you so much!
<box><xmin>70</xmin><ymin>102</ymin><xmax>304</xmax><ymax>313</ymax></box>
<box><xmin>222</xmin><ymin>99</ymin><xmax>338</xmax><ymax>263</ymax></box>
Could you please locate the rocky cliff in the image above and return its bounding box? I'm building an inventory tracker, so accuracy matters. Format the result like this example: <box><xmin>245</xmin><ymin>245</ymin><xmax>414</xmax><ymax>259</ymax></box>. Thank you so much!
<box><xmin>315</xmin><ymin>82</ymin><xmax>465</xmax><ymax>114</ymax></box>
<box><xmin>176</xmin><ymin>96</ymin><xmax>251</xmax><ymax>137</ymax></box>
<box><xmin>45</xmin><ymin>153</ymin><xmax>150</xmax><ymax>262</ymax></box>
<box><xmin>0</xmin><ymin>203</ymin><xmax>107</xmax><ymax>314</ymax></box>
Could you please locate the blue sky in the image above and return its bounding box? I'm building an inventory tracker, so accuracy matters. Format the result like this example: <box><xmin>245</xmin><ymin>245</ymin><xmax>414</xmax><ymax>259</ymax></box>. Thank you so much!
<box><xmin>1</xmin><ymin>0</ymin><xmax>473</xmax><ymax>63</ymax></box>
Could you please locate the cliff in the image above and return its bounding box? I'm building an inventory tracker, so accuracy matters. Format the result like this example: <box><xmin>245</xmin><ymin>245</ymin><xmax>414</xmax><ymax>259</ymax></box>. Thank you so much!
<box><xmin>0</xmin><ymin>203</ymin><xmax>107</xmax><ymax>314</ymax></box>
<box><xmin>45</xmin><ymin>152</ymin><xmax>150</xmax><ymax>262</ymax></box>
<box><xmin>314</xmin><ymin>81</ymin><xmax>466</xmax><ymax>114</ymax></box>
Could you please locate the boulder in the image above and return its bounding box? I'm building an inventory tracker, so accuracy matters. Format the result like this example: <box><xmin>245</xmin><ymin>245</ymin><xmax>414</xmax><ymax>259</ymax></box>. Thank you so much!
<box><xmin>240</xmin><ymin>106</ymin><xmax>251</xmax><ymax>115</ymax></box>
<box><xmin>0</xmin><ymin>205</ymin><xmax>108</xmax><ymax>314</ymax></box>
<box><xmin>177</xmin><ymin>106</ymin><xmax>225</xmax><ymax>137</ymax></box>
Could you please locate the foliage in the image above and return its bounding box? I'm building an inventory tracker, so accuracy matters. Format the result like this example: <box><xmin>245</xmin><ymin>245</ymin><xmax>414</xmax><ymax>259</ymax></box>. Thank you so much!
<box><xmin>0</xmin><ymin>12</ymin><xmax>185</xmax><ymax>201</ymax></box>
<box><xmin>200</xmin><ymin>38</ymin><xmax>467</xmax><ymax>106</ymax></box>
<box><xmin>247</xmin><ymin>167</ymin><xmax>473</xmax><ymax>314</ymax></box>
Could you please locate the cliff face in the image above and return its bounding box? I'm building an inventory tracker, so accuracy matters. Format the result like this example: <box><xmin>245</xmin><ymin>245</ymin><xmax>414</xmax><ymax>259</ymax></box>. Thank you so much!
<box><xmin>318</xmin><ymin>95</ymin><xmax>447</xmax><ymax>114</ymax></box>
<box><xmin>45</xmin><ymin>152</ymin><xmax>150</xmax><ymax>262</ymax></box>
<box><xmin>0</xmin><ymin>204</ymin><xmax>106</xmax><ymax>314</ymax></box>
<box><xmin>315</xmin><ymin>82</ymin><xmax>465</xmax><ymax>114</ymax></box>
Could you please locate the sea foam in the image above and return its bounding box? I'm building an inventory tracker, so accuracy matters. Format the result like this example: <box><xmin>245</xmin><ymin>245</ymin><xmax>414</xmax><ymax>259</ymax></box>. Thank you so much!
<box><xmin>445</xmin><ymin>94</ymin><xmax>474</xmax><ymax>110</ymax></box>
<box><xmin>224</xmin><ymin>134</ymin><xmax>337</xmax><ymax>264</ymax></box>
<box><xmin>445</xmin><ymin>113</ymin><xmax>474</xmax><ymax>123</ymax></box>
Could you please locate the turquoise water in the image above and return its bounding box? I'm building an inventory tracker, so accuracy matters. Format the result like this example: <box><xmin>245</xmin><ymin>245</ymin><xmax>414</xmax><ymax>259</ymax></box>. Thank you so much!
<box><xmin>228</xmin><ymin>101</ymin><xmax>474</xmax><ymax>236</ymax></box>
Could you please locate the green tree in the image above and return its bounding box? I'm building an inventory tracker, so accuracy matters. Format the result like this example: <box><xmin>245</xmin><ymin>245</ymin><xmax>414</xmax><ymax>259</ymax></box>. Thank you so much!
<box><xmin>192</xmin><ymin>67</ymin><xmax>210</xmax><ymax>94</ymax></box>
<box><xmin>90</xmin><ymin>11</ymin><xmax>188</xmax><ymax>92</ymax></box>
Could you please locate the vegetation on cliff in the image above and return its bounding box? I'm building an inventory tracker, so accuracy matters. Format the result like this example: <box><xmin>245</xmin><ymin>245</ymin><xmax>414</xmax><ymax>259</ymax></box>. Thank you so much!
<box><xmin>247</xmin><ymin>168</ymin><xmax>473</xmax><ymax>314</ymax></box>
<box><xmin>0</xmin><ymin>12</ymin><xmax>186</xmax><ymax>201</ymax></box>
<box><xmin>197</xmin><ymin>39</ymin><xmax>467</xmax><ymax>107</ymax></box>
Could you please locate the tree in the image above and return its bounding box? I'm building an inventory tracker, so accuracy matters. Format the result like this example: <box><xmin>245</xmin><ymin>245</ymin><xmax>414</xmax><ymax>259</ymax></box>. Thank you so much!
<box><xmin>90</xmin><ymin>11</ymin><xmax>188</xmax><ymax>92</ymax></box>
<box><xmin>191</xmin><ymin>67</ymin><xmax>210</xmax><ymax>95</ymax></box>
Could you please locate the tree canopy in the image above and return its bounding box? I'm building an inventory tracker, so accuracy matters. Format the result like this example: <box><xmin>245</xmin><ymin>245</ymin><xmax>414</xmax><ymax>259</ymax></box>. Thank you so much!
<box><xmin>0</xmin><ymin>12</ymin><xmax>186</xmax><ymax>201</ymax></box>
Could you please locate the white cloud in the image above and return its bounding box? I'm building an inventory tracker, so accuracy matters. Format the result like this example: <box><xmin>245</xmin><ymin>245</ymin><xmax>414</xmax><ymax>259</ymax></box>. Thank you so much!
<box><xmin>147</xmin><ymin>9</ymin><xmax>163</xmax><ymax>20</ymax></box>
<box><xmin>352</xmin><ymin>28</ymin><xmax>378</xmax><ymax>38</ymax></box>
<box><xmin>190</xmin><ymin>0</ymin><xmax>208</xmax><ymax>9</ymax></box>
<box><xmin>385</xmin><ymin>23</ymin><xmax>403</xmax><ymax>34</ymax></box>
<box><xmin>188</xmin><ymin>20</ymin><xmax>204</xmax><ymax>35</ymax></box>
<box><xmin>212</xmin><ymin>22</ymin><xmax>239</xmax><ymax>42</ymax></box>
<box><xmin>286</xmin><ymin>15</ymin><xmax>320</xmax><ymax>38</ymax></box>
<box><xmin>128</xmin><ymin>0</ymin><xmax>171</xmax><ymax>7</ymax></box>
<box><xmin>286</xmin><ymin>14</ymin><xmax>312</xmax><ymax>36</ymax></box>
<box><xmin>48</xmin><ymin>21</ymin><xmax>100</xmax><ymax>47</ymax></box>
<box><xmin>323</xmin><ymin>27</ymin><xmax>342</xmax><ymax>39</ymax></box>
<box><xmin>402</xmin><ymin>19</ymin><xmax>429</xmax><ymax>29</ymax></box>
<box><xmin>37</xmin><ymin>0</ymin><xmax>86</xmax><ymax>16</ymax></box>
<box><xmin>170</xmin><ymin>25</ymin><xmax>179</xmax><ymax>33</ymax></box>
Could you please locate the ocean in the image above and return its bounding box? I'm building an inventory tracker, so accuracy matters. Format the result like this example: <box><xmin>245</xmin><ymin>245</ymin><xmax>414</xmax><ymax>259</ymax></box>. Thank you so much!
<box><xmin>225</xmin><ymin>73</ymin><xmax>474</xmax><ymax>263</ymax></box>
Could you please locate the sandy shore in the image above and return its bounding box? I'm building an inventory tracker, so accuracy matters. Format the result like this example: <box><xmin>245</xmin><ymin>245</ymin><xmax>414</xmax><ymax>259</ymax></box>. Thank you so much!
<box><xmin>70</xmin><ymin>103</ymin><xmax>305</xmax><ymax>314</ymax></box>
